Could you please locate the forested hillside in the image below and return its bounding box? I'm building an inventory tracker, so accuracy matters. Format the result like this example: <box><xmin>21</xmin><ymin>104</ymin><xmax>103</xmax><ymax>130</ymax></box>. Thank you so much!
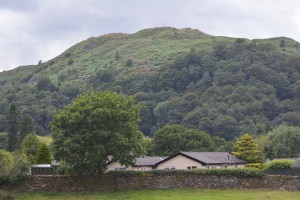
<box><xmin>0</xmin><ymin>27</ymin><xmax>299</xmax><ymax>140</ymax></box>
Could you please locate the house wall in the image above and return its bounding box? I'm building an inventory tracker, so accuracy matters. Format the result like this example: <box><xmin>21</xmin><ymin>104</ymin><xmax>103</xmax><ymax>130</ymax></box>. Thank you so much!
<box><xmin>156</xmin><ymin>155</ymin><xmax>204</xmax><ymax>170</ymax></box>
<box><xmin>106</xmin><ymin>162</ymin><xmax>152</xmax><ymax>171</ymax></box>
<box><xmin>205</xmin><ymin>164</ymin><xmax>245</xmax><ymax>169</ymax></box>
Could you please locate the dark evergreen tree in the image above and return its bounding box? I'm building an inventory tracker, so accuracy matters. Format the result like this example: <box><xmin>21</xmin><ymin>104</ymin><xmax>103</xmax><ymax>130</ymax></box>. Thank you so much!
<box><xmin>280</xmin><ymin>39</ymin><xmax>285</xmax><ymax>48</ymax></box>
<box><xmin>6</xmin><ymin>103</ymin><xmax>21</xmax><ymax>151</ymax></box>
<box><xmin>36</xmin><ymin>143</ymin><xmax>51</xmax><ymax>164</ymax></box>
<box><xmin>19</xmin><ymin>115</ymin><xmax>34</xmax><ymax>144</ymax></box>
<box><xmin>115</xmin><ymin>50</ymin><xmax>120</xmax><ymax>60</ymax></box>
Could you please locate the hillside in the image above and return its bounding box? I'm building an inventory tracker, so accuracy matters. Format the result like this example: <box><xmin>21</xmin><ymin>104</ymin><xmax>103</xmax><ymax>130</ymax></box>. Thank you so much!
<box><xmin>0</xmin><ymin>27</ymin><xmax>299</xmax><ymax>140</ymax></box>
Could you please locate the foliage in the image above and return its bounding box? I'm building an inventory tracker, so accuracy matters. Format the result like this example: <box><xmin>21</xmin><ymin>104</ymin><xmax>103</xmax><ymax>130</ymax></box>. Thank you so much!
<box><xmin>245</xmin><ymin>163</ymin><xmax>264</xmax><ymax>169</ymax></box>
<box><xmin>152</xmin><ymin>124</ymin><xmax>216</xmax><ymax>156</ymax></box>
<box><xmin>107</xmin><ymin>168</ymin><xmax>264</xmax><ymax>178</ymax></box>
<box><xmin>0</xmin><ymin>150</ymin><xmax>14</xmax><ymax>176</ymax></box>
<box><xmin>142</xmin><ymin>137</ymin><xmax>154</xmax><ymax>156</ymax></box>
<box><xmin>0</xmin><ymin>132</ymin><xmax>8</xmax><ymax>149</ymax></box>
<box><xmin>0</xmin><ymin>190</ymin><xmax>14</xmax><ymax>200</ymax></box>
<box><xmin>36</xmin><ymin>77</ymin><xmax>56</xmax><ymax>92</ymax></box>
<box><xmin>0</xmin><ymin>27</ymin><xmax>300</xmax><ymax>138</ymax></box>
<box><xmin>56</xmin><ymin>161</ymin><xmax>76</xmax><ymax>175</ymax></box>
<box><xmin>266</xmin><ymin>159</ymin><xmax>294</xmax><ymax>170</ymax></box>
<box><xmin>125</xmin><ymin>58</ymin><xmax>133</xmax><ymax>67</ymax></box>
<box><xmin>233</xmin><ymin>134</ymin><xmax>263</xmax><ymax>163</ymax></box>
<box><xmin>21</xmin><ymin>133</ymin><xmax>42</xmax><ymax>163</ymax></box>
<box><xmin>6</xmin><ymin>103</ymin><xmax>21</xmax><ymax>151</ymax></box>
<box><xmin>36</xmin><ymin>143</ymin><xmax>51</xmax><ymax>164</ymax></box>
<box><xmin>51</xmin><ymin>91</ymin><xmax>144</xmax><ymax>174</ymax></box>
<box><xmin>115</xmin><ymin>50</ymin><xmax>120</xmax><ymax>60</ymax></box>
<box><xmin>265</xmin><ymin>125</ymin><xmax>300</xmax><ymax>159</ymax></box>
<box><xmin>8</xmin><ymin>152</ymin><xmax>30</xmax><ymax>183</ymax></box>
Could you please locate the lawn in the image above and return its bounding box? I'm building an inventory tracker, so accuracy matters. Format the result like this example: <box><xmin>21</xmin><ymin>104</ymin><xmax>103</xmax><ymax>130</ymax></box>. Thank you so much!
<box><xmin>12</xmin><ymin>189</ymin><xmax>300</xmax><ymax>200</ymax></box>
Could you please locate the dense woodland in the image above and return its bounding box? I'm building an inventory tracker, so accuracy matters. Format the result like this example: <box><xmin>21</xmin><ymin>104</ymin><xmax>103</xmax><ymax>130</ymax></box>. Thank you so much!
<box><xmin>0</xmin><ymin>27</ymin><xmax>299</xmax><ymax>141</ymax></box>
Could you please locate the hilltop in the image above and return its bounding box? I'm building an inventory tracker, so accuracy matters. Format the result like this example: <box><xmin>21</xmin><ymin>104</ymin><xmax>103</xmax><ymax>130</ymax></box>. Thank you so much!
<box><xmin>0</xmin><ymin>27</ymin><xmax>299</xmax><ymax>139</ymax></box>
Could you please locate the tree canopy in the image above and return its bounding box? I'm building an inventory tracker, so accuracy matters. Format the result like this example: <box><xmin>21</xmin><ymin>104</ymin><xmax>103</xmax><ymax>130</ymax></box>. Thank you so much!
<box><xmin>152</xmin><ymin>124</ymin><xmax>219</xmax><ymax>156</ymax></box>
<box><xmin>0</xmin><ymin>28</ymin><xmax>300</xmax><ymax>140</ymax></box>
<box><xmin>51</xmin><ymin>91</ymin><xmax>144</xmax><ymax>174</ymax></box>
<box><xmin>0</xmin><ymin>149</ymin><xmax>14</xmax><ymax>176</ymax></box>
<box><xmin>233</xmin><ymin>133</ymin><xmax>263</xmax><ymax>163</ymax></box>
<box><xmin>21</xmin><ymin>133</ymin><xmax>41</xmax><ymax>164</ymax></box>
<box><xmin>265</xmin><ymin>124</ymin><xmax>300</xmax><ymax>159</ymax></box>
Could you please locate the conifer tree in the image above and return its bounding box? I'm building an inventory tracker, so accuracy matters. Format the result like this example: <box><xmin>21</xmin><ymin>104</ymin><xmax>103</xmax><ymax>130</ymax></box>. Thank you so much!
<box><xmin>232</xmin><ymin>133</ymin><xmax>263</xmax><ymax>163</ymax></box>
<box><xmin>19</xmin><ymin>115</ymin><xmax>34</xmax><ymax>143</ymax></box>
<box><xmin>115</xmin><ymin>50</ymin><xmax>120</xmax><ymax>60</ymax></box>
<box><xmin>36</xmin><ymin>143</ymin><xmax>51</xmax><ymax>164</ymax></box>
<box><xmin>6</xmin><ymin>103</ymin><xmax>21</xmax><ymax>151</ymax></box>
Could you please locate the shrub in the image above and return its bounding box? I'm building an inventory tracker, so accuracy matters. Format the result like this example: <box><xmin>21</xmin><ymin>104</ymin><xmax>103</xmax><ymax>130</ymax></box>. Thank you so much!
<box><xmin>56</xmin><ymin>161</ymin><xmax>75</xmax><ymax>175</ymax></box>
<box><xmin>245</xmin><ymin>163</ymin><xmax>264</xmax><ymax>169</ymax></box>
<box><xmin>0</xmin><ymin>150</ymin><xmax>14</xmax><ymax>176</ymax></box>
<box><xmin>0</xmin><ymin>190</ymin><xmax>14</xmax><ymax>200</ymax></box>
<box><xmin>125</xmin><ymin>58</ymin><xmax>133</xmax><ymax>67</ymax></box>
<box><xmin>267</xmin><ymin>160</ymin><xmax>293</xmax><ymax>170</ymax></box>
<box><xmin>68</xmin><ymin>59</ymin><xmax>74</xmax><ymax>65</ymax></box>
<box><xmin>8</xmin><ymin>153</ymin><xmax>30</xmax><ymax>183</ymax></box>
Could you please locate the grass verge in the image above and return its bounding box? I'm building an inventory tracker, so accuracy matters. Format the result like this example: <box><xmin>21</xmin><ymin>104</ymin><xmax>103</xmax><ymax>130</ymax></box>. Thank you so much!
<box><xmin>12</xmin><ymin>188</ymin><xmax>300</xmax><ymax>200</ymax></box>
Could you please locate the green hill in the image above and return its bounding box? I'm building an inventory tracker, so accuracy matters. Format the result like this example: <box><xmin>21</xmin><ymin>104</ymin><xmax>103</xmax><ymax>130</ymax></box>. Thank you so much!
<box><xmin>0</xmin><ymin>27</ymin><xmax>299</xmax><ymax>140</ymax></box>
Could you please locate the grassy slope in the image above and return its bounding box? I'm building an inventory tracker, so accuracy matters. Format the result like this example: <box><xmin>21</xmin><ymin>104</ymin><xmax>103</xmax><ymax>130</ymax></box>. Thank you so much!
<box><xmin>0</xmin><ymin>27</ymin><xmax>299</xmax><ymax>136</ymax></box>
<box><xmin>1</xmin><ymin>27</ymin><xmax>298</xmax><ymax>91</ymax></box>
<box><xmin>13</xmin><ymin>189</ymin><xmax>300</xmax><ymax>200</ymax></box>
<box><xmin>36</xmin><ymin>135</ymin><xmax>52</xmax><ymax>146</ymax></box>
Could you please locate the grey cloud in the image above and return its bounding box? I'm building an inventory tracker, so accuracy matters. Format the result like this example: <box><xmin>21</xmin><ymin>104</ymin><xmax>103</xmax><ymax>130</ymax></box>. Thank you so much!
<box><xmin>0</xmin><ymin>0</ymin><xmax>300</xmax><ymax>71</ymax></box>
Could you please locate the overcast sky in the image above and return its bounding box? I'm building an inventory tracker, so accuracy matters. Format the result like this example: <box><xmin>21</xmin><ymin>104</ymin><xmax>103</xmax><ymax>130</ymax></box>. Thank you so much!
<box><xmin>0</xmin><ymin>0</ymin><xmax>300</xmax><ymax>72</ymax></box>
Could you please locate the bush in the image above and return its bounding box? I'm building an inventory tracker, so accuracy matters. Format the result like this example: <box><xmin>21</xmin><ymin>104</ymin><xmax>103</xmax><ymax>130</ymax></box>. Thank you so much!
<box><xmin>0</xmin><ymin>150</ymin><xmax>14</xmax><ymax>176</ymax></box>
<box><xmin>245</xmin><ymin>163</ymin><xmax>264</xmax><ymax>169</ymax></box>
<box><xmin>267</xmin><ymin>160</ymin><xmax>293</xmax><ymax>170</ymax></box>
<box><xmin>125</xmin><ymin>58</ymin><xmax>133</xmax><ymax>67</ymax></box>
<box><xmin>8</xmin><ymin>153</ymin><xmax>30</xmax><ymax>183</ymax></box>
<box><xmin>0</xmin><ymin>190</ymin><xmax>14</xmax><ymax>200</ymax></box>
<box><xmin>56</xmin><ymin>161</ymin><xmax>76</xmax><ymax>175</ymax></box>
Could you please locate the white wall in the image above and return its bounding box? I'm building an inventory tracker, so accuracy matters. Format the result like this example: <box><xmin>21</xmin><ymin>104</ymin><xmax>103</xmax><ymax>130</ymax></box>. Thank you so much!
<box><xmin>106</xmin><ymin>162</ymin><xmax>153</xmax><ymax>171</ymax></box>
<box><xmin>156</xmin><ymin>154</ymin><xmax>204</xmax><ymax>170</ymax></box>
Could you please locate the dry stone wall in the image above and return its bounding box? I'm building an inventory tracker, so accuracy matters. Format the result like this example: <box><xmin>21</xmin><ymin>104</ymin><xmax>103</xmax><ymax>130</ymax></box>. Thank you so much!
<box><xmin>1</xmin><ymin>173</ymin><xmax>300</xmax><ymax>192</ymax></box>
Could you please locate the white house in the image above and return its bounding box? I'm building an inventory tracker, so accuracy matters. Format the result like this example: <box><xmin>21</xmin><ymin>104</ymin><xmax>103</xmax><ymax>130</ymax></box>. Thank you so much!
<box><xmin>106</xmin><ymin>156</ymin><xmax>167</xmax><ymax>171</ymax></box>
<box><xmin>106</xmin><ymin>152</ymin><xmax>246</xmax><ymax>171</ymax></box>
<box><xmin>155</xmin><ymin>152</ymin><xmax>246</xmax><ymax>170</ymax></box>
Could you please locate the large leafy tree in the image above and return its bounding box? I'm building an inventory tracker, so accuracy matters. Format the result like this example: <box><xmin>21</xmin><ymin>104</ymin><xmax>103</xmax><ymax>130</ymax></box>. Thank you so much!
<box><xmin>233</xmin><ymin>133</ymin><xmax>263</xmax><ymax>163</ymax></box>
<box><xmin>21</xmin><ymin>133</ymin><xmax>41</xmax><ymax>164</ymax></box>
<box><xmin>51</xmin><ymin>91</ymin><xmax>144</xmax><ymax>174</ymax></box>
<box><xmin>265</xmin><ymin>124</ymin><xmax>300</xmax><ymax>159</ymax></box>
<box><xmin>152</xmin><ymin>124</ymin><xmax>215</xmax><ymax>156</ymax></box>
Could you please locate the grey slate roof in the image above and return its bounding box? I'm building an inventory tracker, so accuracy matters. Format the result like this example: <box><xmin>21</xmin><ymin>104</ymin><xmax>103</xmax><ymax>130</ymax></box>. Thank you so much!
<box><xmin>180</xmin><ymin>152</ymin><xmax>246</xmax><ymax>164</ymax></box>
<box><xmin>133</xmin><ymin>156</ymin><xmax>167</xmax><ymax>166</ymax></box>
<box><xmin>153</xmin><ymin>151</ymin><xmax>246</xmax><ymax>165</ymax></box>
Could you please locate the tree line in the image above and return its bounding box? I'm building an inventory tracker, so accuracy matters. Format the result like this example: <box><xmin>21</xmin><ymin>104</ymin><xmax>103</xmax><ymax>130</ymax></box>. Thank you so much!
<box><xmin>1</xmin><ymin>91</ymin><xmax>299</xmax><ymax>177</ymax></box>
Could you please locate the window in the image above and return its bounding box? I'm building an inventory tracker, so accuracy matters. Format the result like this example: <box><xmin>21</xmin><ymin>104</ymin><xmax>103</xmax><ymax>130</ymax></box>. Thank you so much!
<box><xmin>187</xmin><ymin>166</ymin><xmax>197</xmax><ymax>170</ymax></box>
<box><xmin>165</xmin><ymin>166</ymin><xmax>176</xmax><ymax>170</ymax></box>
<box><xmin>114</xmin><ymin>167</ymin><xmax>126</xmax><ymax>171</ymax></box>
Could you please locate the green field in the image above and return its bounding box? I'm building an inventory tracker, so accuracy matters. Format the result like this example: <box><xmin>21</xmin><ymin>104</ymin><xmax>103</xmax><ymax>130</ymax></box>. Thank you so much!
<box><xmin>10</xmin><ymin>189</ymin><xmax>300</xmax><ymax>200</ymax></box>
